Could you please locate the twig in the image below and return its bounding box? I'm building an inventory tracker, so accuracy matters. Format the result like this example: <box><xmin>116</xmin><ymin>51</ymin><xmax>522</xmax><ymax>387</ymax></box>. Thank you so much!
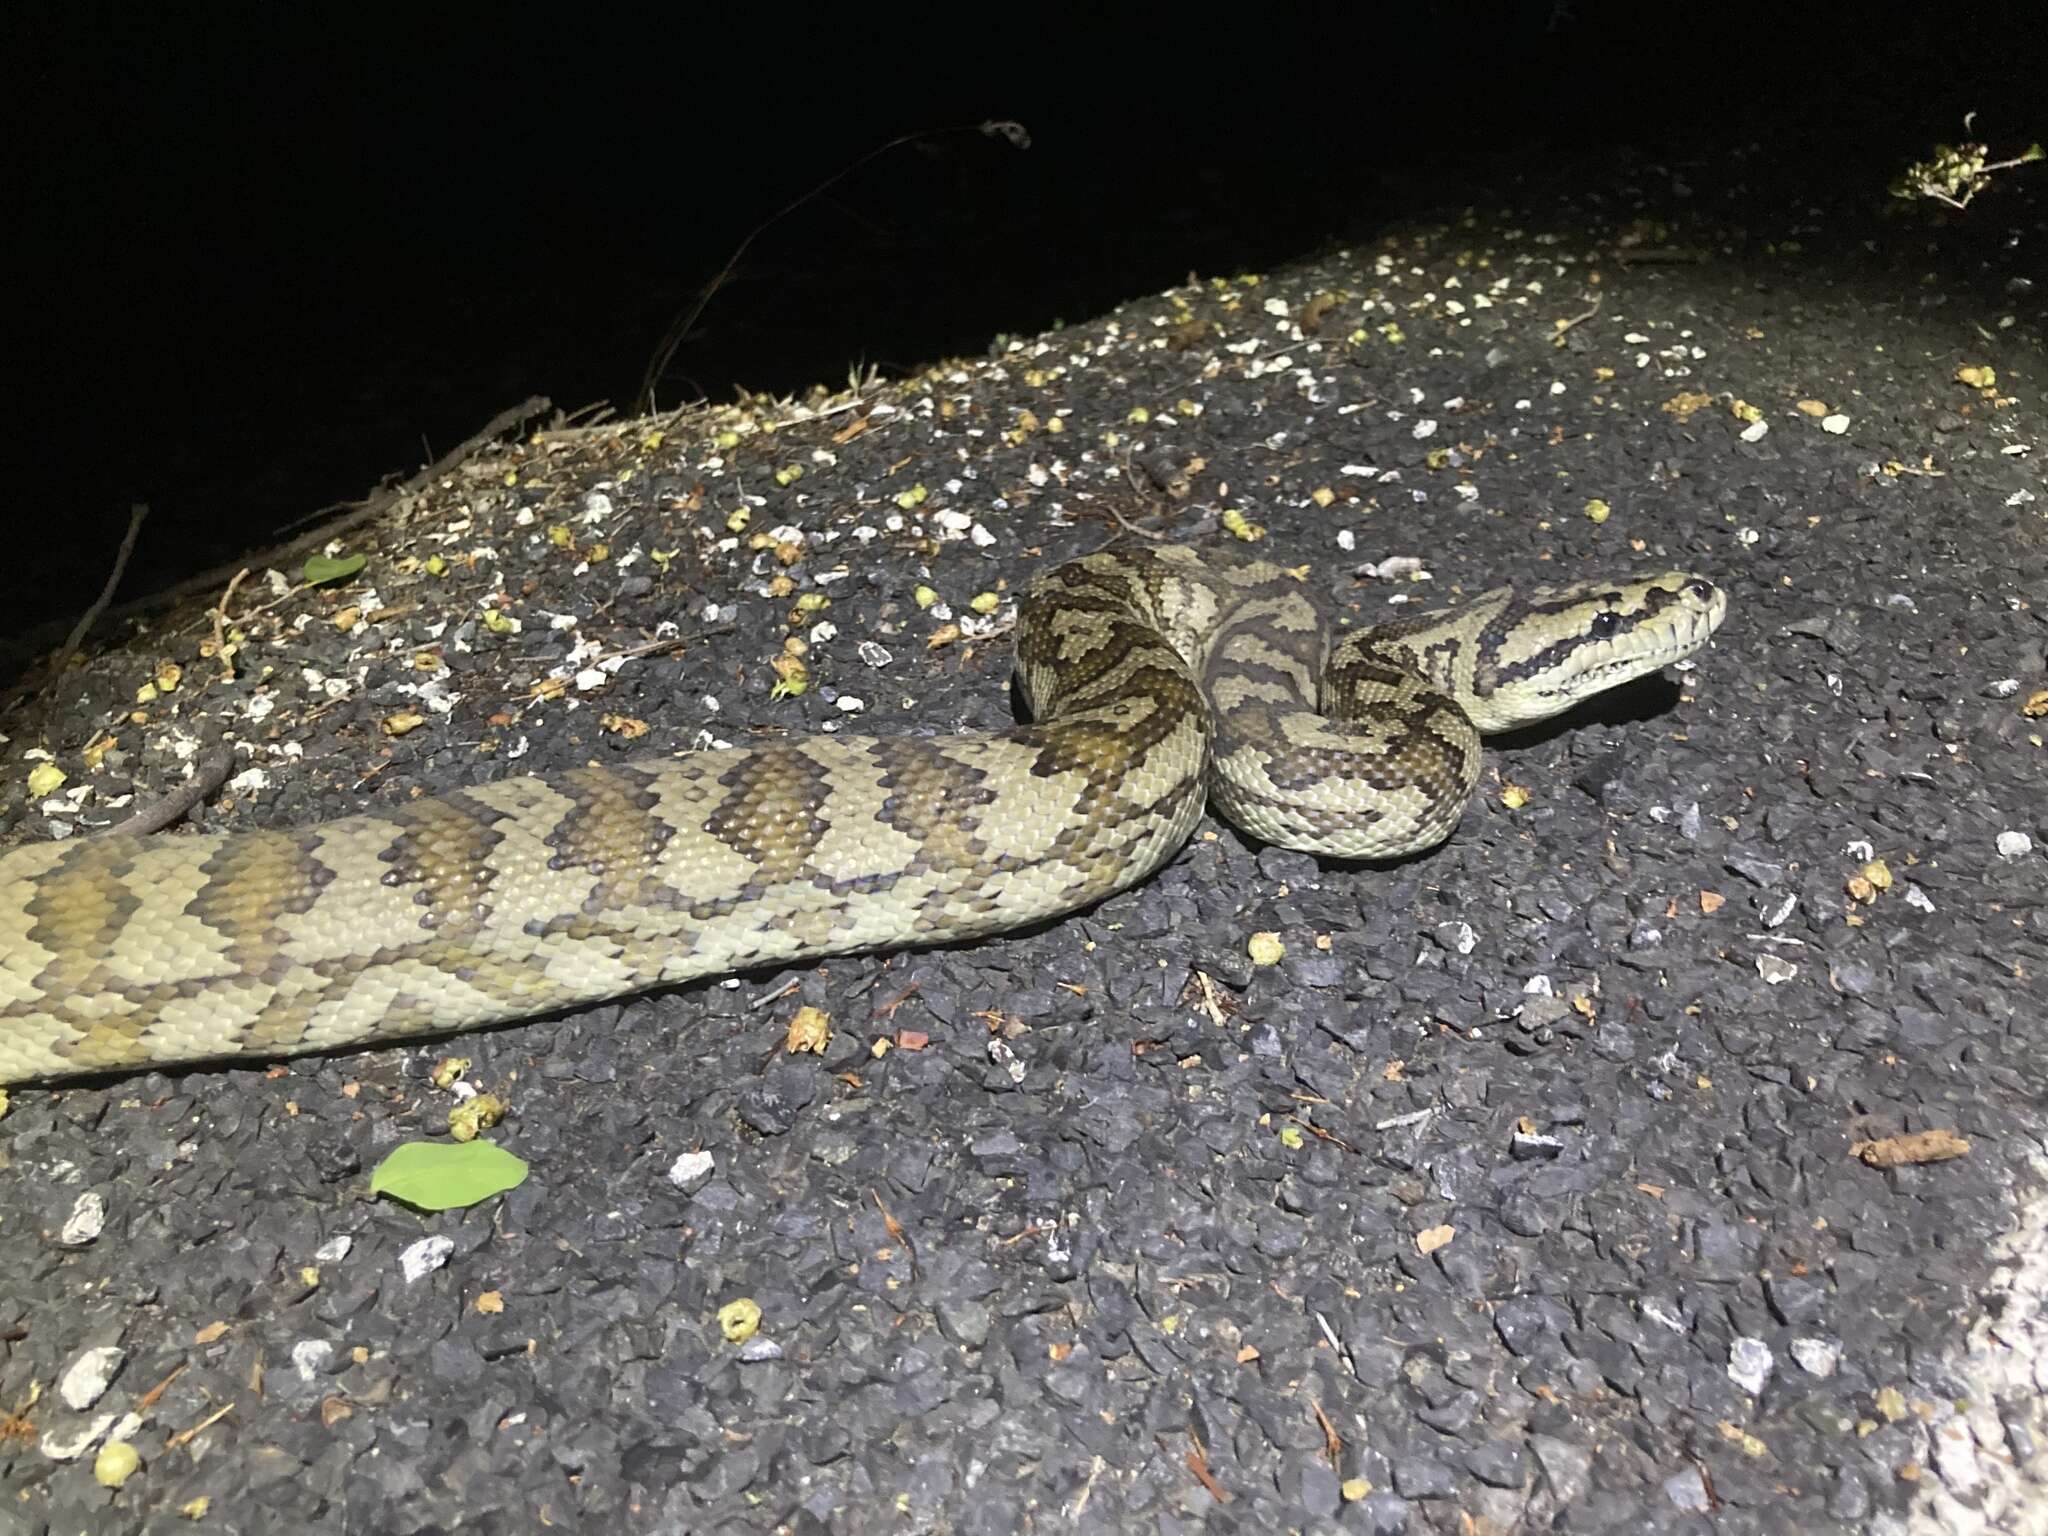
<box><xmin>1102</xmin><ymin>495</ymin><xmax>1172</xmax><ymax>543</ymax></box>
<box><xmin>635</xmin><ymin>121</ymin><xmax>1031</xmax><ymax>414</ymax></box>
<box><xmin>1314</xmin><ymin>1308</ymin><xmax>1357</xmax><ymax>1378</ymax></box>
<box><xmin>208</xmin><ymin>568</ymin><xmax>251</xmax><ymax>680</ymax></box>
<box><xmin>1375</xmin><ymin>1108</ymin><xmax>1435</xmax><ymax>1132</ymax></box>
<box><xmin>747</xmin><ymin>980</ymin><xmax>800</xmax><ymax>1011</ymax></box>
<box><xmin>1552</xmin><ymin>293</ymin><xmax>1604</xmax><ymax>344</ymax></box>
<box><xmin>1894</xmin><ymin>132</ymin><xmax>2045</xmax><ymax>212</ymax></box>
<box><xmin>1612</xmin><ymin>246</ymin><xmax>1708</xmax><ymax>265</ymax></box>
<box><xmin>99</xmin><ymin>743</ymin><xmax>235</xmax><ymax>839</ymax></box>
<box><xmin>1310</xmin><ymin>1398</ymin><xmax>1343</xmax><ymax>1462</ymax></box>
<box><xmin>1184</xmin><ymin>1431</ymin><xmax>1229</xmax><ymax>1503</ymax></box>
<box><xmin>1288</xmin><ymin>1114</ymin><xmax>1356</xmax><ymax>1154</ymax></box>
<box><xmin>1067</xmin><ymin>1455</ymin><xmax>1107</xmax><ymax>1521</ymax></box>
<box><xmin>164</xmin><ymin>1401</ymin><xmax>234</xmax><ymax>1452</ymax></box>
<box><xmin>871</xmin><ymin>1188</ymin><xmax>917</xmax><ymax>1280</ymax></box>
<box><xmin>874</xmin><ymin>982</ymin><xmax>921</xmax><ymax>1020</ymax></box>
<box><xmin>605</xmin><ymin>625</ymin><xmax>735</xmax><ymax>665</ymax></box>
<box><xmin>515</xmin><ymin>626</ymin><xmax>737</xmax><ymax>709</ymax></box>
<box><xmin>525</xmin><ymin>402</ymin><xmax>632</xmax><ymax>446</ymax></box>
<box><xmin>42</xmin><ymin>503</ymin><xmax>149</xmax><ymax>708</ymax></box>
<box><xmin>134</xmin><ymin>1365</ymin><xmax>187</xmax><ymax>1413</ymax></box>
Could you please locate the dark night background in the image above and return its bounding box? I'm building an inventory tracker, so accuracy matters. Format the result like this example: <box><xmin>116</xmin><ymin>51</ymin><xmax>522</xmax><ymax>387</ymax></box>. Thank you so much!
<box><xmin>10</xmin><ymin>5</ymin><xmax>2042</xmax><ymax>656</ymax></box>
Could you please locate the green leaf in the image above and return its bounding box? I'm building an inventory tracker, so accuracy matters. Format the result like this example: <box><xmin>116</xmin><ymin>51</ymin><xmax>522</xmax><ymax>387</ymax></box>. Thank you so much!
<box><xmin>303</xmin><ymin>552</ymin><xmax>367</xmax><ymax>586</ymax></box>
<box><xmin>370</xmin><ymin>1140</ymin><xmax>528</xmax><ymax>1211</ymax></box>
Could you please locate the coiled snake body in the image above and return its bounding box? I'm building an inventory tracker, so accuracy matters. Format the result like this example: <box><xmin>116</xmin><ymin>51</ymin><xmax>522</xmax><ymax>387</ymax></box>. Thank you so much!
<box><xmin>0</xmin><ymin>547</ymin><xmax>1725</xmax><ymax>1083</ymax></box>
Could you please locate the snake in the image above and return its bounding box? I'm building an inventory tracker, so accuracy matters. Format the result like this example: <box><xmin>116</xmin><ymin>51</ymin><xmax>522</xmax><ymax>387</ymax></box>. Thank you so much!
<box><xmin>0</xmin><ymin>546</ymin><xmax>1726</xmax><ymax>1084</ymax></box>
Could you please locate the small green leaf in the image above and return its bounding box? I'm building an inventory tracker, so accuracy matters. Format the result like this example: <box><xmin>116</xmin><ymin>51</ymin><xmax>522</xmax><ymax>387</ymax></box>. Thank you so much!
<box><xmin>303</xmin><ymin>552</ymin><xmax>367</xmax><ymax>586</ymax></box>
<box><xmin>370</xmin><ymin>1140</ymin><xmax>528</xmax><ymax>1211</ymax></box>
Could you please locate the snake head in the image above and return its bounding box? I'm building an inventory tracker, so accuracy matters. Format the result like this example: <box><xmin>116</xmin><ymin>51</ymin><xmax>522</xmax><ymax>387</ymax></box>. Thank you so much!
<box><xmin>1462</xmin><ymin>571</ymin><xmax>1729</xmax><ymax>730</ymax></box>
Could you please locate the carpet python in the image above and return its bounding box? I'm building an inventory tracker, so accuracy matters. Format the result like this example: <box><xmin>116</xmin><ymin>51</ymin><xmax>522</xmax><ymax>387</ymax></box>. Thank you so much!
<box><xmin>0</xmin><ymin>545</ymin><xmax>1725</xmax><ymax>1083</ymax></box>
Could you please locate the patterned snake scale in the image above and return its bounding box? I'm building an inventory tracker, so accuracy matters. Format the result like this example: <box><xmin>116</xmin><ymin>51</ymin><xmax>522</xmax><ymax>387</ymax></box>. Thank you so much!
<box><xmin>0</xmin><ymin>546</ymin><xmax>1726</xmax><ymax>1083</ymax></box>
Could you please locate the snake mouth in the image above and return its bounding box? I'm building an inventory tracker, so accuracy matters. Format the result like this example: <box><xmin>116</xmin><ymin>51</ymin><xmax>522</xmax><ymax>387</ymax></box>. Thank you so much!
<box><xmin>1543</xmin><ymin>592</ymin><xmax>1727</xmax><ymax>702</ymax></box>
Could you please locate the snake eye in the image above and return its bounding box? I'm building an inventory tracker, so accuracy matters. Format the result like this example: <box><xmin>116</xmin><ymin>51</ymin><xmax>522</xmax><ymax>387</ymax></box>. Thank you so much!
<box><xmin>1685</xmin><ymin>579</ymin><xmax>1714</xmax><ymax>602</ymax></box>
<box><xmin>1588</xmin><ymin>610</ymin><xmax>1622</xmax><ymax>639</ymax></box>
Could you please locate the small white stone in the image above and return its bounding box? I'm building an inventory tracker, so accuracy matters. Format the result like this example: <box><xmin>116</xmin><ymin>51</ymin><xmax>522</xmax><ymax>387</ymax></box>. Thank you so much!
<box><xmin>667</xmin><ymin>1150</ymin><xmax>715</xmax><ymax>1187</ymax></box>
<box><xmin>1728</xmin><ymin>1335</ymin><xmax>1774</xmax><ymax>1395</ymax></box>
<box><xmin>1663</xmin><ymin>1467</ymin><xmax>1711</xmax><ymax>1512</ymax></box>
<box><xmin>834</xmin><ymin>696</ymin><xmax>865</xmax><ymax>714</ymax></box>
<box><xmin>291</xmin><ymin>1341</ymin><xmax>335</xmax><ymax>1382</ymax></box>
<box><xmin>399</xmin><ymin>1236</ymin><xmax>455</xmax><ymax>1284</ymax></box>
<box><xmin>1821</xmin><ymin>413</ymin><xmax>1851</xmax><ymax>434</ymax></box>
<box><xmin>1642</xmin><ymin>1301</ymin><xmax>1685</xmax><ymax>1333</ymax></box>
<box><xmin>314</xmin><ymin>1235</ymin><xmax>354</xmax><ymax>1263</ymax></box>
<box><xmin>59</xmin><ymin>1192</ymin><xmax>106</xmax><ymax>1247</ymax></box>
<box><xmin>1739</xmin><ymin>418</ymin><xmax>1770</xmax><ymax>443</ymax></box>
<box><xmin>1996</xmin><ymin>831</ymin><xmax>2033</xmax><ymax>860</ymax></box>
<box><xmin>1756</xmin><ymin>954</ymin><xmax>1798</xmax><ymax>986</ymax></box>
<box><xmin>1791</xmin><ymin>1337</ymin><xmax>1839</xmax><ymax>1377</ymax></box>
<box><xmin>987</xmin><ymin>1037</ymin><xmax>1026</xmax><ymax>1085</ymax></box>
<box><xmin>58</xmin><ymin>1347</ymin><xmax>124</xmax><ymax>1411</ymax></box>
<box><xmin>1932</xmin><ymin>1419</ymin><xmax>1983</xmax><ymax>1492</ymax></box>
<box><xmin>38</xmin><ymin>1413</ymin><xmax>117</xmax><ymax>1462</ymax></box>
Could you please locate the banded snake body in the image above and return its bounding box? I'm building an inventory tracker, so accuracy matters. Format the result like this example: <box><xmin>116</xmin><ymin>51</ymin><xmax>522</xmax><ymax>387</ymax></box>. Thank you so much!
<box><xmin>0</xmin><ymin>546</ymin><xmax>1726</xmax><ymax>1083</ymax></box>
